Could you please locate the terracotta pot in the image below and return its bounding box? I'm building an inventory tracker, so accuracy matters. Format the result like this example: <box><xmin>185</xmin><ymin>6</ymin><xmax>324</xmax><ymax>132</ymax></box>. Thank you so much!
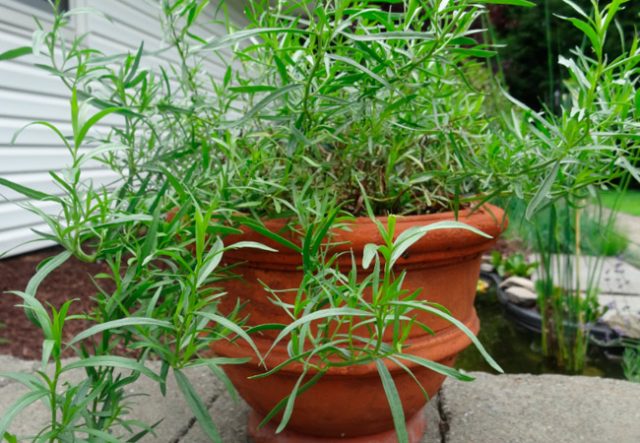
<box><xmin>213</xmin><ymin>204</ymin><xmax>506</xmax><ymax>442</ymax></box>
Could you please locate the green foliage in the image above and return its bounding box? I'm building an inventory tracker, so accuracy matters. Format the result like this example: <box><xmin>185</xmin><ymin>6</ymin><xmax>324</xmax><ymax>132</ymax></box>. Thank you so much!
<box><xmin>0</xmin><ymin>0</ymin><xmax>639</xmax><ymax>440</ymax></box>
<box><xmin>506</xmin><ymin>194</ymin><xmax>629</xmax><ymax>258</ymax></box>
<box><xmin>622</xmin><ymin>341</ymin><xmax>640</xmax><ymax>383</ymax></box>
<box><xmin>0</xmin><ymin>321</ymin><xmax>6</xmax><ymax>345</ymax></box>
<box><xmin>491</xmin><ymin>251</ymin><xmax>538</xmax><ymax>277</ymax></box>
<box><xmin>254</xmin><ymin>209</ymin><xmax>500</xmax><ymax>438</ymax></box>
<box><xmin>491</xmin><ymin>0</ymin><xmax>640</xmax><ymax>109</ymax></box>
<box><xmin>599</xmin><ymin>189</ymin><xmax>640</xmax><ymax>216</ymax></box>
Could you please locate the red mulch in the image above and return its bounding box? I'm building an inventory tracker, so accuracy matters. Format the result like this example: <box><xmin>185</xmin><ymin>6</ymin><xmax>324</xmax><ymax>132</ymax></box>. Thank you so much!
<box><xmin>0</xmin><ymin>247</ymin><xmax>112</xmax><ymax>359</ymax></box>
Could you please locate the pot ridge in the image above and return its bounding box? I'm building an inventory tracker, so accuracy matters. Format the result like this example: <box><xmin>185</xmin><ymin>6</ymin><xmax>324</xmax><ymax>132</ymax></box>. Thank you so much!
<box><xmin>224</xmin><ymin>204</ymin><xmax>506</xmax><ymax>268</ymax></box>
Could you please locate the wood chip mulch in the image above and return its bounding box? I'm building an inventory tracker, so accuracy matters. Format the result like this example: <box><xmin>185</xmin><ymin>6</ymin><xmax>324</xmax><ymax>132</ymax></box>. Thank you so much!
<box><xmin>0</xmin><ymin>247</ymin><xmax>111</xmax><ymax>359</ymax></box>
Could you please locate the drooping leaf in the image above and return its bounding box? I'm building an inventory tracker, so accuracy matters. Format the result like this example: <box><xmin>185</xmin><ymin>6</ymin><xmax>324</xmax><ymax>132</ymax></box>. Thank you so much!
<box><xmin>376</xmin><ymin>360</ymin><xmax>409</xmax><ymax>443</ymax></box>
<box><xmin>68</xmin><ymin>318</ymin><xmax>174</xmax><ymax>347</ymax></box>
<box><xmin>0</xmin><ymin>46</ymin><xmax>31</xmax><ymax>61</ymax></box>
<box><xmin>174</xmin><ymin>369</ymin><xmax>222</xmax><ymax>443</ymax></box>
<box><xmin>62</xmin><ymin>356</ymin><xmax>161</xmax><ymax>382</ymax></box>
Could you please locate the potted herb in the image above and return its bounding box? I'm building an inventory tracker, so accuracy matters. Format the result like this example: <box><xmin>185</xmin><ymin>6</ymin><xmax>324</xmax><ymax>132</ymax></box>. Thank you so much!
<box><xmin>198</xmin><ymin>0</ymin><xmax>518</xmax><ymax>440</ymax></box>
<box><xmin>1</xmin><ymin>0</ymin><xmax>639</xmax><ymax>442</ymax></box>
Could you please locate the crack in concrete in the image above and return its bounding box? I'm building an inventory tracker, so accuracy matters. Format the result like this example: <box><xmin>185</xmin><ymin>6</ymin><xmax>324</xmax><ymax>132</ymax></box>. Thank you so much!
<box><xmin>171</xmin><ymin>392</ymin><xmax>220</xmax><ymax>443</ymax></box>
<box><xmin>436</xmin><ymin>391</ymin><xmax>450</xmax><ymax>443</ymax></box>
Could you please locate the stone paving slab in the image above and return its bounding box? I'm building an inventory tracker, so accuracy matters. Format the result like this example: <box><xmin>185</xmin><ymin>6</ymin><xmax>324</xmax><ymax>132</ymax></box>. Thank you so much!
<box><xmin>531</xmin><ymin>254</ymin><xmax>640</xmax><ymax>296</ymax></box>
<box><xmin>2</xmin><ymin>356</ymin><xmax>640</xmax><ymax>442</ymax></box>
<box><xmin>442</xmin><ymin>372</ymin><xmax>640</xmax><ymax>443</ymax></box>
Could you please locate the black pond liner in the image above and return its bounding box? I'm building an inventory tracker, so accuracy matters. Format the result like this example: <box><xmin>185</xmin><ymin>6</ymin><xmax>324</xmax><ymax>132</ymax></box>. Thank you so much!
<box><xmin>480</xmin><ymin>271</ymin><xmax>623</xmax><ymax>349</ymax></box>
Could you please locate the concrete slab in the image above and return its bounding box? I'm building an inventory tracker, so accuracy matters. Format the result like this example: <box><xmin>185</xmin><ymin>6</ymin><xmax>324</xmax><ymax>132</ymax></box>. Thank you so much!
<box><xmin>3</xmin><ymin>359</ymin><xmax>640</xmax><ymax>443</ymax></box>
<box><xmin>179</xmin><ymin>386</ymin><xmax>249</xmax><ymax>443</ymax></box>
<box><xmin>531</xmin><ymin>254</ymin><xmax>640</xmax><ymax>296</ymax></box>
<box><xmin>441</xmin><ymin>372</ymin><xmax>640</xmax><ymax>443</ymax></box>
<box><xmin>0</xmin><ymin>355</ymin><xmax>38</xmax><ymax>388</ymax></box>
<box><xmin>0</xmin><ymin>359</ymin><xmax>226</xmax><ymax>442</ymax></box>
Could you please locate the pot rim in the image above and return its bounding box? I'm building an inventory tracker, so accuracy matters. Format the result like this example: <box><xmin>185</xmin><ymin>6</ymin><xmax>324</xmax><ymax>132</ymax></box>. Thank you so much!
<box><xmin>223</xmin><ymin>204</ymin><xmax>506</xmax><ymax>267</ymax></box>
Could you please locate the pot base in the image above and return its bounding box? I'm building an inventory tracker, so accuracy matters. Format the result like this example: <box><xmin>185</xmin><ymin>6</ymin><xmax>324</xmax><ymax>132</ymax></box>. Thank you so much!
<box><xmin>248</xmin><ymin>406</ymin><xmax>427</xmax><ymax>443</ymax></box>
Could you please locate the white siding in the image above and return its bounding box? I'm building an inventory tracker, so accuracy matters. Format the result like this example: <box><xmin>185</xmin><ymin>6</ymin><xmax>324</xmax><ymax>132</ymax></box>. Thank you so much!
<box><xmin>0</xmin><ymin>0</ymin><xmax>245</xmax><ymax>257</ymax></box>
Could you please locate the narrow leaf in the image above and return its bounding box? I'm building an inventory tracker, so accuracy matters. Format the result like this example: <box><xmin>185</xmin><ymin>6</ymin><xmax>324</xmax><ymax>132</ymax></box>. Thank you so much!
<box><xmin>174</xmin><ymin>369</ymin><xmax>222</xmax><ymax>443</ymax></box>
<box><xmin>376</xmin><ymin>360</ymin><xmax>409</xmax><ymax>443</ymax></box>
<box><xmin>0</xmin><ymin>46</ymin><xmax>31</xmax><ymax>61</ymax></box>
<box><xmin>68</xmin><ymin>318</ymin><xmax>173</xmax><ymax>347</ymax></box>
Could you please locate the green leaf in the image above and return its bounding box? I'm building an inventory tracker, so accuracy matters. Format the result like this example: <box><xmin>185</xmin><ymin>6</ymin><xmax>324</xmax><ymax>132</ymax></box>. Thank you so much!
<box><xmin>328</xmin><ymin>54</ymin><xmax>391</xmax><ymax>89</ymax></box>
<box><xmin>563</xmin><ymin>17</ymin><xmax>600</xmax><ymax>53</ymax></box>
<box><xmin>8</xmin><ymin>290</ymin><xmax>52</xmax><ymax>339</ymax></box>
<box><xmin>451</xmin><ymin>48</ymin><xmax>497</xmax><ymax>58</ymax></box>
<box><xmin>474</xmin><ymin>0</ymin><xmax>535</xmax><ymax>6</ymax></box>
<box><xmin>395</xmin><ymin>354</ymin><xmax>474</xmax><ymax>381</ymax></box>
<box><xmin>390</xmin><ymin>301</ymin><xmax>503</xmax><ymax>373</ymax></box>
<box><xmin>68</xmin><ymin>318</ymin><xmax>174</xmax><ymax>347</ymax></box>
<box><xmin>260</xmin><ymin>371</ymin><xmax>324</xmax><ymax>429</ymax></box>
<box><xmin>41</xmin><ymin>339</ymin><xmax>55</xmax><ymax>371</ymax></box>
<box><xmin>0</xmin><ymin>46</ymin><xmax>31</xmax><ymax>61</ymax></box>
<box><xmin>92</xmin><ymin>214</ymin><xmax>155</xmax><ymax>228</ymax></box>
<box><xmin>616</xmin><ymin>157</ymin><xmax>640</xmax><ymax>184</ymax></box>
<box><xmin>27</xmin><ymin>250</ymin><xmax>72</xmax><ymax>297</ymax></box>
<box><xmin>376</xmin><ymin>360</ymin><xmax>409</xmax><ymax>443</ymax></box>
<box><xmin>174</xmin><ymin>369</ymin><xmax>222</xmax><ymax>443</ymax></box>
<box><xmin>362</xmin><ymin>243</ymin><xmax>379</xmax><ymax>269</ymax></box>
<box><xmin>82</xmin><ymin>429</ymin><xmax>123</xmax><ymax>443</ymax></box>
<box><xmin>226</xmin><ymin>241</ymin><xmax>278</xmax><ymax>252</ymax></box>
<box><xmin>0</xmin><ymin>177</ymin><xmax>60</xmax><ymax>202</ymax></box>
<box><xmin>197</xmin><ymin>237</ymin><xmax>224</xmax><ymax>287</ymax></box>
<box><xmin>229</xmin><ymin>85</ymin><xmax>277</xmax><ymax>93</ymax></box>
<box><xmin>391</xmin><ymin>221</ymin><xmax>491</xmax><ymax>266</ymax></box>
<box><xmin>76</xmin><ymin>106</ymin><xmax>127</xmax><ymax>148</ymax></box>
<box><xmin>222</xmin><ymin>83</ymin><xmax>302</xmax><ymax>128</ymax></box>
<box><xmin>197</xmin><ymin>28</ymin><xmax>310</xmax><ymax>52</ymax></box>
<box><xmin>341</xmin><ymin>31</ymin><xmax>434</xmax><ymax>42</ymax></box>
<box><xmin>196</xmin><ymin>311</ymin><xmax>261</xmax><ymax>360</ymax></box>
<box><xmin>234</xmin><ymin>217</ymin><xmax>301</xmax><ymax>253</ymax></box>
<box><xmin>62</xmin><ymin>356</ymin><xmax>161</xmax><ymax>382</ymax></box>
<box><xmin>526</xmin><ymin>162</ymin><xmax>560</xmax><ymax>219</ymax></box>
<box><xmin>271</xmin><ymin>308</ymin><xmax>374</xmax><ymax>352</ymax></box>
<box><xmin>276</xmin><ymin>369</ymin><xmax>307</xmax><ymax>433</ymax></box>
<box><xmin>0</xmin><ymin>391</ymin><xmax>48</xmax><ymax>437</ymax></box>
<box><xmin>77</xmin><ymin>142</ymin><xmax>129</xmax><ymax>166</ymax></box>
<box><xmin>0</xmin><ymin>372</ymin><xmax>44</xmax><ymax>390</ymax></box>
<box><xmin>11</xmin><ymin>120</ymin><xmax>72</xmax><ymax>150</ymax></box>
<box><xmin>124</xmin><ymin>42</ymin><xmax>144</xmax><ymax>86</ymax></box>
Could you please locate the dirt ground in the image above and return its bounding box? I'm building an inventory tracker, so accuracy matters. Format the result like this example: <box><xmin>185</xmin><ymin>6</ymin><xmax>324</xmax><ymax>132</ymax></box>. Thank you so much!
<box><xmin>0</xmin><ymin>247</ymin><xmax>111</xmax><ymax>359</ymax></box>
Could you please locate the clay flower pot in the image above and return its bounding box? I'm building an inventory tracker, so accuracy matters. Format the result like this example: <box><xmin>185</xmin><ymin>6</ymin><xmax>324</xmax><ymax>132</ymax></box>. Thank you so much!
<box><xmin>214</xmin><ymin>204</ymin><xmax>506</xmax><ymax>442</ymax></box>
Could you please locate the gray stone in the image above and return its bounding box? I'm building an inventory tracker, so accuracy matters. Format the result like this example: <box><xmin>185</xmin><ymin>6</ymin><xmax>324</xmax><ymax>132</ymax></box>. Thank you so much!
<box><xmin>4</xmin><ymin>357</ymin><xmax>640</xmax><ymax>443</ymax></box>
<box><xmin>500</xmin><ymin>276</ymin><xmax>536</xmax><ymax>292</ymax></box>
<box><xmin>601</xmin><ymin>311</ymin><xmax>640</xmax><ymax>339</ymax></box>
<box><xmin>0</xmin><ymin>380</ymin><xmax>50</xmax><ymax>439</ymax></box>
<box><xmin>440</xmin><ymin>372</ymin><xmax>640</xmax><ymax>443</ymax></box>
<box><xmin>422</xmin><ymin>397</ymin><xmax>442</xmax><ymax>443</ymax></box>
<box><xmin>0</xmin><ymin>359</ymin><xmax>226</xmax><ymax>442</ymax></box>
<box><xmin>480</xmin><ymin>262</ymin><xmax>495</xmax><ymax>273</ymax></box>
<box><xmin>0</xmin><ymin>355</ymin><xmax>38</xmax><ymax>388</ymax></box>
<box><xmin>531</xmin><ymin>254</ymin><xmax>640</xmax><ymax>296</ymax></box>
<box><xmin>179</xmin><ymin>387</ymin><xmax>249</xmax><ymax>443</ymax></box>
<box><xmin>504</xmin><ymin>286</ymin><xmax>538</xmax><ymax>306</ymax></box>
<box><xmin>134</xmin><ymin>363</ymin><xmax>225</xmax><ymax>443</ymax></box>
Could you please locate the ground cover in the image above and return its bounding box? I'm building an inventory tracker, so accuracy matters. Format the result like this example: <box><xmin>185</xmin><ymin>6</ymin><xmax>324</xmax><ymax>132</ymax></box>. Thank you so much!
<box><xmin>600</xmin><ymin>190</ymin><xmax>640</xmax><ymax>217</ymax></box>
